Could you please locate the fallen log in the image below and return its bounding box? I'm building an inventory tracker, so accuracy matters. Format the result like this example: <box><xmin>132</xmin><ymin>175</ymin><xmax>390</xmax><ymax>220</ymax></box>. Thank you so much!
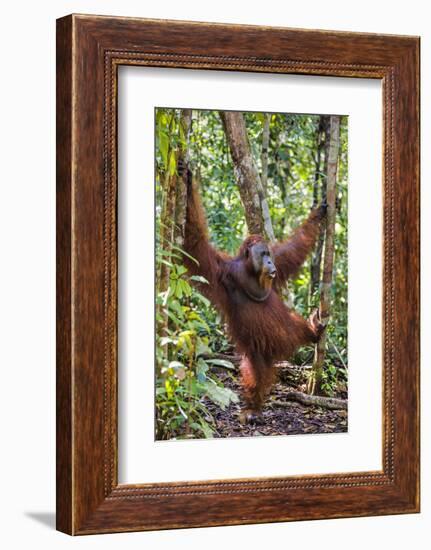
<box><xmin>271</xmin><ymin>390</ymin><xmax>347</xmax><ymax>411</ymax></box>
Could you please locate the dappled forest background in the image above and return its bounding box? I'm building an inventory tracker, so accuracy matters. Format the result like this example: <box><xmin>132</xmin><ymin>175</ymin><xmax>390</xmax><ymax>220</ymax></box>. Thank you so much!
<box><xmin>155</xmin><ymin>109</ymin><xmax>348</xmax><ymax>440</ymax></box>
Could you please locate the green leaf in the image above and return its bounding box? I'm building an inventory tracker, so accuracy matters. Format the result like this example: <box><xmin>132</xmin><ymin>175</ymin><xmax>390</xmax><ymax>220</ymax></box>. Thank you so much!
<box><xmin>175</xmin><ymin>281</ymin><xmax>183</xmax><ymax>299</ymax></box>
<box><xmin>171</xmin><ymin>244</ymin><xmax>199</xmax><ymax>264</ymax></box>
<box><xmin>165</xmin><ymin>310</ymin><xmax>181</xmax><ymax>326</ymax></box>
<box><xmin>168</xmin><ymin>360</ymin><xmax>185</xmax><ymax>370</ymax></box>
<box><xmin>158</xmin><ymin>130</ymin><xmax>169</xmax><ymax>168</ymax></box>
<box><xmin>193</xmin><ymin>291</ymin><xmax>210</xmax><ymax>308</ymax></box>
<box><xmin>195</xmin><ymin>341</ymin><xmax>211</xmax><ymax>357</ymax></box>
<box><xmin>206</xmin><ymin>358</ymin><xmax>236</xmax><ymax>370</ymax></box>
<box><xmin>158</xmin><ymin>258</ymin><xmax>173</xmax><ymax>268</ymax></box>
<box><xmin>190</xmin><ymin>275</ymin><xmax>209</xmax><ymax>284</ymax></box>
<box><xmin>179</xmin><ymin>121</ymin><xmax>186</xmax><ymax>146</ymax></box>
<box><xmin>198</xmin><ymin>421</ymin><xmax>214</xmax><ymax>438</ymax></box>
<box><xmin>205</xmin><ymin>381</ymin><xmax>239</xmax><ymax>409</ymax></box>
<box><xmin>176</xmin><ymin>265</ymin><xmax>188</xmax><ymax>276</ymax></box>
<box><xmin>157</xmin><ymin>249</ymin><xmax>182</xmax><ymax>259</ymax></box>
<box><xmin>196</xmin><ymin>358</ymin><xmax>209</xmax><ymax>380</ymax></box>
<box><xmin>168</xmin><ymin>150</ymin><xmax>177</xmax><ymax>176</ymax></box>
<box><xmin>170</xmin><ymin>300</ymin><xmax>185</xmax><ymax>317</ymax></box>
<box><xmin>180</xmin><ymin>279</ymin><xmax>192</xmax><ymax>297</ymax></box>
<box><xmin>159</xmin><ymin>336</ymin><xmax>176</xmax><ymax>346</ymax></box>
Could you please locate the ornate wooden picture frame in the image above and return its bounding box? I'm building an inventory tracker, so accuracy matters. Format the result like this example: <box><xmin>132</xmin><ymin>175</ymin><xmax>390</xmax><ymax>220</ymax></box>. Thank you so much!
<box><xmin>56</xmin><ymin>14</ymin><xmax>420</xmax><ymax>535</ymax></box>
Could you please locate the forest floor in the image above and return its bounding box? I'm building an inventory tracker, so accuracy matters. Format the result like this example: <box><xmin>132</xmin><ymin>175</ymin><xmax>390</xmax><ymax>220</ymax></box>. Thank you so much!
<box><xmin>205</xmin><ymin>364</ymin><xmax>348</xmax><ymax>439</ymax></box>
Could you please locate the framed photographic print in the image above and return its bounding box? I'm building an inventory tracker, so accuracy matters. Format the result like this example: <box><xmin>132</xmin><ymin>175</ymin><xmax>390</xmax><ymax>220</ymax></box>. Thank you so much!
<box><xmin>56</xmin><ymin>14</ymin><xmax>420</xmax><ymax>535</ymax></box>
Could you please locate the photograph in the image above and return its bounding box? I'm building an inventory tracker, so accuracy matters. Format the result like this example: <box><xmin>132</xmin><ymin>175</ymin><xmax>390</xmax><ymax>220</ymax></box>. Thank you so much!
<box><xmin>49</xmin><ymin>8</ymin><xmax>418</xmax><ymax>548</ymax></box>
<box><xmin>155</xmin><ymin>108</ymin><xmax>348</xmax><ymax>440</ymax></box>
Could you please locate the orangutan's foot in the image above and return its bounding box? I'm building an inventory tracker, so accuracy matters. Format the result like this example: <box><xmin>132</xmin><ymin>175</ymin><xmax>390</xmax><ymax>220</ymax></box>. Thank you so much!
<box><xmin>239</xmin><ymin>409</ymin><xmax>264</xmax><ymax>425</ymax></box>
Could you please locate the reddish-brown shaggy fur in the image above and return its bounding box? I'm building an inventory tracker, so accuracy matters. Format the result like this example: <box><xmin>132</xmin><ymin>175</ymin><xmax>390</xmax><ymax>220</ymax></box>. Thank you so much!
<box><xmin>184</xmin><ymin>178</ymin><xmax>325</xmax><ymax>418</ymax></box>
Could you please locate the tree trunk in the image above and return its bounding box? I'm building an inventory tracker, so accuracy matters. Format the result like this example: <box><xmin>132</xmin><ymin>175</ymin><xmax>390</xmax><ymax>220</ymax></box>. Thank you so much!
<box><xmin>174</xmin><ymin>109</ymin><xmax>192</xmax><ymax>247</ymax></box>
<box><xmin>274</xmin><ymin>123</ymin><xmax>289</xmax><ymax>211</ymax></box>
<box><xmin>157</xmin><ymin>111</ymin><xmax>176</xmax><ymax>292</ymax></box>
<box><xmin>158</xmin><ymin>109</ymin><xmax>193</xmax><ymax>296</ymax></box>
<box><xmin>220</xmin><ymin>111</ymin><xmax>275</xmax><ymax>241</ymax></box>
<box><xmin>309</xmin><ymin>116</ymin><xmax>330</xmax><ymax>301</ymax></box>
<box><xmin>308</xmin><ymin>115</ymin><xmax>340</xmax><ymax>396</ymax></box>
<box><xmin>261</xmin><ymin>113</ymin><xmax>271</xmax><ymax>194</ymax></box>
<box><xmin>158</xmin><ymin>169</ymin><xmax>177</xmax><ymax>295</ymax></box>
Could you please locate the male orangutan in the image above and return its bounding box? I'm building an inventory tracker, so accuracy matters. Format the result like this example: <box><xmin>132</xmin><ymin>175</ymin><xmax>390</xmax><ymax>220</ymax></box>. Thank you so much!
<box><xmin>183</xmin><ymin>167</ymin><xmax>326</xmax><ymax>423</ymax></box>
